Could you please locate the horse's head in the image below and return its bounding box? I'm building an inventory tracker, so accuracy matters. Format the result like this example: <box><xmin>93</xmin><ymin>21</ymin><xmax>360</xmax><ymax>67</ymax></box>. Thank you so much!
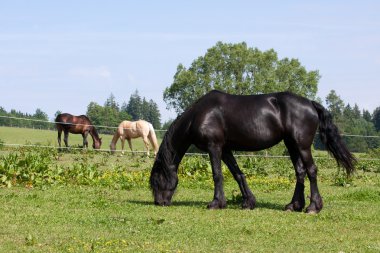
<box><xmin>93</xmin><ymin>137</ymin><xmax>102</xmax><ymax>149</ymax></box>
<box><xmin>150</xmin><ymin>158</ymin><xmax>178</xmax><ymax>206</ymax></box>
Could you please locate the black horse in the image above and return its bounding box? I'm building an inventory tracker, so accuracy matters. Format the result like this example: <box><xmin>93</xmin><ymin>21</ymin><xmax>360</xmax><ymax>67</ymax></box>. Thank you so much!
<box><xmin>150</xmin><ymin>90</ymin><xmax>356</xmax><ymax>213</ymax></box>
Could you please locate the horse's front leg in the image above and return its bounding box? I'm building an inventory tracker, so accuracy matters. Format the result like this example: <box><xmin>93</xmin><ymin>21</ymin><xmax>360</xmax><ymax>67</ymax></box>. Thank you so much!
<box><xmin>207</xmin><ymin>145</ymin><xmax>227</xmax><ymax>209</ymax></box>
<box><xmin>222</xmin><ymin>150</ymin><xmax>256</xmax><ymax>209</ymax></box>
<box><xmin>82</xmin><ymin>132</ymin><xmax>89</xmax><ymax>149</ymax></box>
<box><xmin>120</xmin><ymin>137</ymin><xmax>125</xmax><ymax>155</ymax></box>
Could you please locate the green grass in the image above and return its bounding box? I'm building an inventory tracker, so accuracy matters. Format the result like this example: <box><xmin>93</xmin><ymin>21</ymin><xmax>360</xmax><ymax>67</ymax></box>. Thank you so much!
<box><xmin>1</xmin><ymin>183</ymin><xmax>379</xmax><ymax>252</ymax></box>
<box><xmin>1</xmin><ymin>127</ymin><xmax>380</xmax><ymax>252</ymax></box>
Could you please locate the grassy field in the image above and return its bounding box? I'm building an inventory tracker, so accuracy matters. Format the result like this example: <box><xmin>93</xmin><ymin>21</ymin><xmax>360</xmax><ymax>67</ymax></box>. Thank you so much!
<box><xmin>1</xmin><ymin>180</ymin><xmax>379</xmax><ymax>252</ymax></box>
<box><xmin>0</xmin><ymin>127</ymin><xmax>380</xmax><ymax>252</ymax></box>
<box><xmin>0</xmin><ymin>126</ymin><xmax>158</xmax><ymax>152</ymax></box>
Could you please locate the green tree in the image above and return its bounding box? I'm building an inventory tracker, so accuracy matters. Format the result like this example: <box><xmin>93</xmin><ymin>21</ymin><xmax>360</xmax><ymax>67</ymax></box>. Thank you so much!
<box><xmin>325</xmin><ymin>90</ymin><xmax>345</xmax><ymax>127</ymax></box>
<box><xmin>352</xmin><ymin>104</ymin><xmax>361</xmax><ymax>119</ymax></box>
<box><xmin>33</xmin><ymin>108</ymin><xmax>49</xmax><ymax>129</ymax></box>
<box><xmin>119</xmin><ymin>102</ymin><xmax>131</xmax><ymax>121</ymax></box>
<box><xmin>104</xmin><ymin>93</ymin><xmax>119</xmax><ymax>111</ymax></box>
<box><xmin>373</xmin><ymin>107</ymin><xmax>380</xmax><ymax>132</ymax></box>
<box><xmin>86</xmin><ymin>102</ymin><xmax>104</xmax><ymax>126</ymax></box>
<box><xmin>363</xmin><ymin>110</ymin><xmax>372</xmax><ymax>122</ymax></box>
<box><xmin>86</xmin><ymin>92</ymin><xmax>160</xmax><ymax>133</ymax></box>
<box><xmin>145</xmin><ymin>99</ymin><xmax>161</xmax><ymax>129</ymax></box>
<box><xmin>103</xmin><ymin>94</ymin><xmax>121</xmax><ymax>130</ymax></box>
<box><xmin>127</xmin><ymin>90</ymin><xmax>142</xmax><ymax>120</ymax></box>
<box><xmin>163</xmin><ymin>41</ymin><xmax>320</xmax><ymax>114</ymax></box>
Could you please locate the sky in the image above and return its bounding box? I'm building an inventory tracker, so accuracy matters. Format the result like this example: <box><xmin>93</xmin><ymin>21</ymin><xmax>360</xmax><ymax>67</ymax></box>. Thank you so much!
<box><xmin>0</xmin><ymin>0</ymin><xmax>379</xmax><ymax>123</ymax></box>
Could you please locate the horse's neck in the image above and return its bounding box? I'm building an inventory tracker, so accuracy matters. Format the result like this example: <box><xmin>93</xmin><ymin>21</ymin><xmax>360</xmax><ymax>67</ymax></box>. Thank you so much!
<box><xmin>89</xmin><ymin>127</ymin><xmax>100</xmax><ymax>141</ymax></box>
<box><xmin>164</xmin><ymin>126</ymin><xmax>191</xmax><ymax>167</ymax></box>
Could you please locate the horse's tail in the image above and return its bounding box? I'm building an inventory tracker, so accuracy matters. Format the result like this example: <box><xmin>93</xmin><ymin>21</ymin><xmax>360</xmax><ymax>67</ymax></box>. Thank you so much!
<box><xmin>148</xmin><ymin>123</ymin><xmax>159</xmax><ymax>156</ymax></box>
<box><xmin>311</xmin><ymin>101</ymin><xmax>356</xmax><ymax>175</ymax></box>
<box><xmin>110</xmin><ymin>129</ymin><xmax>120</xmax><ymax>154</ymax></box>
<box><xmin>54</xmin><ymin>114</ymin><xmax>62</xmax><ymax>130</ymax></box>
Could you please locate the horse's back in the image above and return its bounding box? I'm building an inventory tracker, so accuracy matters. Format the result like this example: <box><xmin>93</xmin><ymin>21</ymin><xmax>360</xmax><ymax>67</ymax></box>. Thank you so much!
<box><xmin>185</xmin><ymin>90</ymin><xmax>319</xmax><ymax>151</ymax></box>
<box><xmin>119</xmin><ymin>120</ymin><xmax>150</xmax><ymax>138</ymax></box>
<box><xmin>55</xmin><ymin>113</ymin><xmax>93</xmax><ymax>134</ymax></box>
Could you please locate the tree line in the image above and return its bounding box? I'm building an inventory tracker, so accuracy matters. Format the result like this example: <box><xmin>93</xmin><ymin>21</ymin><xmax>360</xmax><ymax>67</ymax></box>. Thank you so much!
<box><xmin>84</xmin><ymin>91</ymin><xmax>161</xmax><ymax>134</ymax></box>
<box><xmin>0</xmin><ymin>107</ymin><xmax>52</xmax><ymax>130</ymax></box>
<box><xmin>321</xmin><ymin>90</ymin><xmax>380</xmax><ymax>152</ymax></box>
<box><xmin>0</xmin><ymin>90</ymin><xmax>162</xmax><ymax>134</ymax></box>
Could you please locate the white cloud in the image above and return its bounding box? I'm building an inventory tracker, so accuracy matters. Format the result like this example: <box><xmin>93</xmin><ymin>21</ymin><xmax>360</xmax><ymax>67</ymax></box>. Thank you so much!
<box><xmin>68</xmin><ymin>66</ymin><xmax>111</xmax><ymax>79</ymax></box>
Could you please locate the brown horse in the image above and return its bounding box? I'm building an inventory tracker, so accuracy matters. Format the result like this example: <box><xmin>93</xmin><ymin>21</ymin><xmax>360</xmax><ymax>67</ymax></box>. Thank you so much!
<box><xmin>110</xmin><ymin>120</ymin><xmax>159</xmax><ymax>156</ymax></box>
<box><xmin>55</xmin><ymin>113</ymin><xmax>102</xmax><ymax>149</ymax></box>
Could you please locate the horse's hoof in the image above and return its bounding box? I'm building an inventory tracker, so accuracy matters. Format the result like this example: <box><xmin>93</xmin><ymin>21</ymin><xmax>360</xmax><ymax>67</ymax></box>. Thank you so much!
<box><xmin>305</xmin><ymin>209</ymin><xmax>319</xmax><ymax>214</ymax></box>
<box><xmin>305</xmin><ymin>205</ymin><xmax>321</xmax><ymax>214</ymax></box>
<box><xmin>285</xmin><ymin>201</ymin><xmax>304</xmax><ymax>212</ymax></box>
<box><xmin>207</xmin><ymin>200</ymin><xmax>227</xmax><ymax>209</ymax></box>
<box><xmin>242</xmin><ymin>198</ymin><xmax>256</xmax><ymax>210</ymax></box>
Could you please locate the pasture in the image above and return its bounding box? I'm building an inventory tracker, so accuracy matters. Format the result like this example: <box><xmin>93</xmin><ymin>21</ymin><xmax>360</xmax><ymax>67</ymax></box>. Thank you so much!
<box><xmin>0</xmin><ymin>126</ymin><xmax>159</xmax><ymax>152</ymax></box>
<box><xmin>0</xmin><ymin>127</ymin><xmax>380</xmax><ymax>252</ymax></box>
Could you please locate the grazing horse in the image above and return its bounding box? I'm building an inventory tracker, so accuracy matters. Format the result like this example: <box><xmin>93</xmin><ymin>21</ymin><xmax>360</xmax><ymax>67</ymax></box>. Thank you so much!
<box><xmin>55</xmin><ymin>113</ymin><xmax>102</xmax><ymax>149</ymax></box>
<box><xmin>150</xmin><ymin>90</ymin><xmax>356</xmax><ymax>213</ymax></box>
<box><xmin>110</xmin><ymin>120</ymin><xmax>159</xmax><ymax>157</ymax></box>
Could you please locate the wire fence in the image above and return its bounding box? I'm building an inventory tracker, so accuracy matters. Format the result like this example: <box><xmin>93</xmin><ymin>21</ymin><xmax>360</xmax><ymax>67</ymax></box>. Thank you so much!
<box><xmin>0</xmin><ymin>115</ymin><xmax>379</xmax><ymax>160</ymax></box>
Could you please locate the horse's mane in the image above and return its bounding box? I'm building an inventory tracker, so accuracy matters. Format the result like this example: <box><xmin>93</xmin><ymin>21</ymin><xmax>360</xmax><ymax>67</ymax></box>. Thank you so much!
<box><xmin>156</xmin><ymin>115</ymin><xmax>182</xmax><ymax>173</ymax></box>
<box><xmin>156</xmin><ymin>96</ymin><xmax>203</xmax><ymax>174</ymax></box>
<box><xmin>78</xmin><ymin>115</ymin><xmax>101</xmax><ymax>139</ymax></box>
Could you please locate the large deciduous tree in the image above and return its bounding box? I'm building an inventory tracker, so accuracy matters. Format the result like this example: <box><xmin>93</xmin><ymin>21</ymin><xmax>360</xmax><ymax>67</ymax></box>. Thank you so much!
<box><xmin>163</xmin><ymin>41</ymin><xmax>320</xmax><ymax>114</ymax></box>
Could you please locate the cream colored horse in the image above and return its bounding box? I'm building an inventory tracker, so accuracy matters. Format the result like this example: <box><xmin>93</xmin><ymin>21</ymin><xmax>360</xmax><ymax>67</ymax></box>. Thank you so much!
<box><xmin>110</xmin><ymin>120</ymin><xmax>159</xmax><ymax>156</ymax></box>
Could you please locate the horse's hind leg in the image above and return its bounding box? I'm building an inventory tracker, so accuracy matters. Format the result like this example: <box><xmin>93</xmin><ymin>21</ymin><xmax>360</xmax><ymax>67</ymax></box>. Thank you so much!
<box><xmin>284</xmin><ymin>140</ymin><xmax>306</xmax><ymax>212</ymax></box>
<box><xmin>222</xmin><ymin>150</ymin><xmax>256</xmax><ymax>209</ymax></box>
<box><xmin>127</xmin><ymin>138</ymin><xmax>133</xmax><ymax>155</ymax></box>
<box><xmin>142</xmin><ymin>136</ymin><xmax>150</xmax><ymax>156</ymax></box>
<box><xmin>63</xmin><ymin>130</ymin><xmax>69</xmax><ymax>148</ymax></box>
<box><xmin>301</xmin><ymin>148</ymin><xmax>323</xmax><ymax>213</ymax></box>
<box><xmin>57</xmin><ymin>129</ymin><xmax>62</xmax><ymax>148</ymax></box>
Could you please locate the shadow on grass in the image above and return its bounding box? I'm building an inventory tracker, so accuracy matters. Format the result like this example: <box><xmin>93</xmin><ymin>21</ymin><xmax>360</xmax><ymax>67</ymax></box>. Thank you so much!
<box><xmin>127</xmin><ymin>199</ymin><xmax>284</xmax><ymax>211</ymax></box>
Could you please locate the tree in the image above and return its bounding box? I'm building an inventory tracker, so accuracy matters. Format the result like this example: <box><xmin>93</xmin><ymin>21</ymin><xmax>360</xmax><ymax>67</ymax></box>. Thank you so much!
<box><xmin>119</xmin><ymin>102</ymin><xmax>131</xmax><ymax>121</ymax></box>
<box><xmin>104</xmin><ymin>93</ymin><xmax>119</xmax><ymax>111</ymax></box>
<box><xmin>373</xmin><ymin>107</ymin><xmax>380</xmax><ymax>132</ymax></box>
<box><xmin>127</xmin><ymin>90</ymin><xmax>142</xmax><ymax>120</ymax></box>
<box><xmin>163</xmin><ymin>41</ymin><xmax>320</xmax><ymax>114</ymax></box>
<box><xmin>352</xmin><ymin>104</ymin><xmax>361</xmax><ymax>119</ymax></box>
<box><xmin>325</xmin><ymin>90</ymin><xmax>345</xmax><ymax>126</ymax></box>
<box><xmin>363</xmin><ymin>110</ymin><xmax>372</xmax><ymax>122</ymax></box>
<box><xmin>145</xmin><ymin>99</ymin><xmax>161</xmax><ymax>129</ymax></box>
<box><xmin>86</xmin><ymin>91</ymin><xmax>160</xmax><ymax>133</ymax></box>
<box><xmin>33</xmin><ymin>108</ymin><xmax>49</xmax><ymax>129</ymax></box>
<box><xmin>86</xmin><ymin>102</ymin><xmax>104</xmax><ymax>126</ymax></box>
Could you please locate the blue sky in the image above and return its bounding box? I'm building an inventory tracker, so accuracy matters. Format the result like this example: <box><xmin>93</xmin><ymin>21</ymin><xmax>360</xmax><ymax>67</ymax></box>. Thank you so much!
<box><xmin>0</xmin><ymin>1</ymin><xmax>379</xmax><ymax>122</ymax></box>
